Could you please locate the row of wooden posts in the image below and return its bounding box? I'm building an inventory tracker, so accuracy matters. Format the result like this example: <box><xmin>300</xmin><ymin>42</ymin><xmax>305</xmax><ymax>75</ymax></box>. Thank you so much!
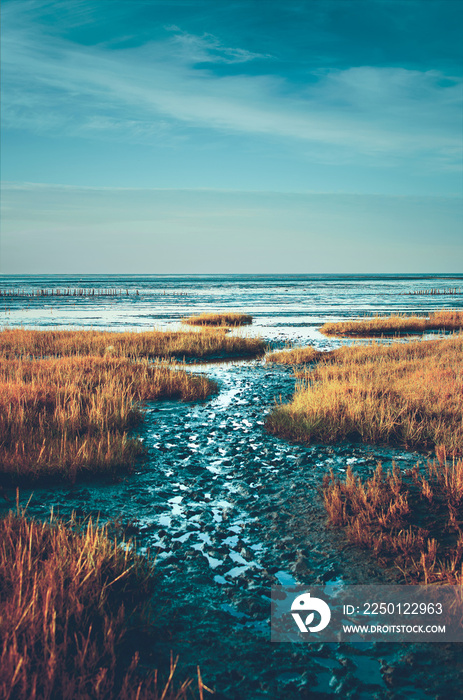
<box><xmin>407</xmin><ymin>288</ymin><xmax>461</xmax><ymax>295</ymax></box>
<box><xmin>0</xmin><ymin>288</ymin><xmax>139</xmax><ymax>297</ymax></box>
<box><xmin>0</xmin><ymin>289</ymin><xmax>191</xmax><ymax>298</ymax></box>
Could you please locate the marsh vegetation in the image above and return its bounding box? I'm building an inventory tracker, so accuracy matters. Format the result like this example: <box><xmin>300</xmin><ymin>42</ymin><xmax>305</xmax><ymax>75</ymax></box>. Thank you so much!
<box><xmin>182</xmin><ymin>312</ymin><xmax>252</xmax><ymax>327</ymax></box>
<box><xmin>0</xmin><ymin>326</ymin><xmax>267</xmax><ymax>483</ymax></box>
<box><xmin>266</xmin><ymin>334</ymin><xmax>463</xmax><ymax>456</ymax></box>
<box><xmin>0</xmin><ymin>327</ymin><xmax>264</xmax><ymax>360</ymax></box>
<box><xmin>323</xmin><ymin>454</ymin><xmax>463</xmax><ymax>584</ymax></box>
<box><xmin>0</xmin><ymin>509</ymin><xmax>203</xmax><ymax>700</ymax></box>
<box><xmin>0</xmin><ymin>354</ymin><xmax>217</xmax><ymax>483</ymax></box>
<box><xmin>265</xmin><ymin>346</ymin><xmax>324</xmax><ymax>365</ymax></box>
<box><xmin>265</xmin><ymin>330</ymin><xmax>463</xmax><ymax>585</ymax></box>
<box><xmin>320</xmin><ymin>309</ymin><xmax>463</xmax><ymax>337</ymax></box>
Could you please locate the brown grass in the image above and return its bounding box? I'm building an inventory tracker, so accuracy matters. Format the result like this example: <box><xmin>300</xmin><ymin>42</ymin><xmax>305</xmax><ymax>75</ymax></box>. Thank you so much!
<box><xmin>266</xmin><ymin>346</ymin><xmax>324</xmax><ymax>365</ymax></box>
<box><xmin>323</xmin><ymin>454</ymin><xmax>463</xmax><ymax>584</ymax></box>
<box><xmin>0</xmin><ymin>509</ymin><xmax>209</xmax><ymax>699</ymax></box>
<box><xmin>266</xmin><ymin>334</ymin><xmax>463</xmax><ymax>456</ymax></box>
<box><xmin>320</xmin><ymin>310</ymin><xmax>463</xmax><ymax>337</ymax></box>
<box><xmin>0</xmin><ymin>327</ymin><xmax>264</xmax><ymax>360</ymax></box>
<box><xmin>0</xmin><ymin>355</ymin><xmax>217</xmax><ymax>484</ymax></box>
<box><xmin>181</xmin><ymin>312</ymin><xmax>252</xmax><ymax>327</ymax></box>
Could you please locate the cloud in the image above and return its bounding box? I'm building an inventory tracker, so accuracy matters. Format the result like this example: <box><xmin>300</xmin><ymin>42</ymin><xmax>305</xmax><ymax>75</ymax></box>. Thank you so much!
<box><xmin>166</xmin><ymin>28</ymin><xmax>272</xmax><ymax>64</ymax></box>
<box><xmin>1</xmin><ymin>0</ymin><xmax>462</xmax><ymax>169</ymax></box>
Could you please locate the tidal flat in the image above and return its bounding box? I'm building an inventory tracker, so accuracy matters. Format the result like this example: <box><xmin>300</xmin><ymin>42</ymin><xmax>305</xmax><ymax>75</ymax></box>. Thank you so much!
<box><xmin>1</xmin><ymin>273</ymin><xmax>463</xmax><ymax>699</ymax></box>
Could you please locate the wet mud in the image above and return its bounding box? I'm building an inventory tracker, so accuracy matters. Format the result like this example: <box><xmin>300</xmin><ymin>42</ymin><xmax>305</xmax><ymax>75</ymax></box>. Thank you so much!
<box><xmin>8</xmin><ymin>357</ymin><xmax>463</xmax><ymax>699</ymax></box>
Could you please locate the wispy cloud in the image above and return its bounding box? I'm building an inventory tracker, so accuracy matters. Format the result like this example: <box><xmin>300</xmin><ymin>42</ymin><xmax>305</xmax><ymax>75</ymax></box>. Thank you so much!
<box><xmin>165</xmin><ymin>26</ymin><xmax>271</xmax><ymax>64</ymax></box>
<box><xmin>1</xmin><ymin>0</ymin><xmax>462</xmax><ymax>170</ymax></box>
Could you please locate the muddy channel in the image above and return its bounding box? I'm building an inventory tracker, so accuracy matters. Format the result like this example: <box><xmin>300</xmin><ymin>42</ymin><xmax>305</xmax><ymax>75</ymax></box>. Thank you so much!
<box><xmin>8</xmin><ymin>356</ymin><xmax>463</xmax><ymax>699</ymax></box>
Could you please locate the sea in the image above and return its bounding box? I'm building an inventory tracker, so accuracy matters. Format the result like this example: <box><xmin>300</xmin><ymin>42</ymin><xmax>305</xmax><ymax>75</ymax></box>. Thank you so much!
<box><xmin>1</xmin><ymin>273</ymin><xmax>463</xmax><ymax>338</ymax></box>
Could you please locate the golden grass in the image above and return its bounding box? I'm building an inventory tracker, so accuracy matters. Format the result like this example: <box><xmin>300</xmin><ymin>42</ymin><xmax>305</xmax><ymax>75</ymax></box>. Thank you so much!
<box><xmin>0</xmin><ymin>327</ymin><xmax>264</xmax><ymax>360</ymax></box>
<box><xmin>0</xmin><ymin>509</ymin><xmax>207</xmax><ymax>699</ymax></box>
<box><xmin>0</xmin><ymin>355</ymin><xmax>217</xmax><ymax>483</ymax></box>
<box><xmin>320</xmin><ymin>310</ymin><xmax>463</xmax><ymax>337</ymax></box>
<box><xmin>181</xmin><ymin>312</ymin><xmax>252</xmax><ymax>327</ymax></box>
<box><xmin>266</xmin><ymin>346</ymin><xmax>324</xmax><ymax>365</ymax></box>
<box><xmin>266</xmin><ymin>334</ymin><xmax>463</xmax><ymax>456</ymax></box>
<box><xmin>323</xmin><ymin>454</ymin><xmax>463</xmax><ymax>584</ymax></box>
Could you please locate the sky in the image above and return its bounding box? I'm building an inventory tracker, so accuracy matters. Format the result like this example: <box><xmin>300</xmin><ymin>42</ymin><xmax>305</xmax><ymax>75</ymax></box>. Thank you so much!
<box><xmin>1</xmin><ymin>0</ymin><xmax>462</xmax><ymax>274</ymax></box>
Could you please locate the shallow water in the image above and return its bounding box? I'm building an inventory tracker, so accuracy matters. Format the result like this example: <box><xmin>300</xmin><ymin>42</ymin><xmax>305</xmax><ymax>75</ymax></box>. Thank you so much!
<box><xmin>1</xmin><ymin>273</ymin><xmax>463</xmax><ymax>698</ymax></box>
<box><xmin>1</xmin><ymin>273</ymin><xmax>463</xmax><ymax>338</ymax></box>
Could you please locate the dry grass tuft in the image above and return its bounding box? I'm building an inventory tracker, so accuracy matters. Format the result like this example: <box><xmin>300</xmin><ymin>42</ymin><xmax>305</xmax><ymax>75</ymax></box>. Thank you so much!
<box><xmin>266</xmin><ymin>334</ymin><xmax>463</xmax><ymax>456</ymax></box>
<box><xmin>323</xmin><ymin>456</ymin><xmax>463</xmax><ymax>584</ymax></box>
<box><xmin>266</xmin><ymin>346</ymin><xmax>324</xmax><ymax>365</ymax></box>
<box><xmin>0</xmin><ymin>326</ymin><xmax>265</xmax><ymax>483</ymax></box>
<box><xmin>181</xmin><ymin>312</ymin><xmax>252</xmax><ymax>327</ymax></box>
<box><xmin>0</xmin><ymin>509</ymin><xmax>206</xmax><ymax>699</ymax></box>
<box><xmin>0</xmin><ymin>327</ymin><xmax>263</xmax><ymax>360</ymax></box>
<box><xmin>320</xmin><ymin>310</ymin><xmax>463</xmax><ymax>337</ymax></box>
<box><xmin>0</xmin><ymin>355</ymin><xmax>217</xmax><ymax>484</ymax></box>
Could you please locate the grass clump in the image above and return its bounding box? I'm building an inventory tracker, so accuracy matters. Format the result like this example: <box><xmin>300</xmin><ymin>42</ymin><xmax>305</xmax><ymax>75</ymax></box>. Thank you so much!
<box><xmin>320</xmin><ymin>309</ymin><xmax>463</xmax><ymax>337</ymax></box>
<box><xmin>0</xmin><ymin>327</ymin><xmax>264</xmax><ymax>360</ymax></box>
<box><xmin>0</xmin><ymin>510</ymin><xmax>201</xmax><ymax>699</ymax></box>
<box><xmin>181</xmin><ymin>312</ymin><xmax>252</xmax><ymax>327</ymax></box>
<box><xmin>323</xmin><ymin>454</ymin><xmax>463</xmax><ymax>584</ymax></box>
<box><xmin>0</xmin><ymin>355</ymin><xmax>217</xmax><ymax>484</ymax></box>
<box><xmin>266</xmin><ymin>346</ymin><xmax>324</xmax><ymax>365</ymax></box>
<box><xmin>266</xmin><ymin>334</ymin><xmax>463</xmax><ymax>456</ymax></box>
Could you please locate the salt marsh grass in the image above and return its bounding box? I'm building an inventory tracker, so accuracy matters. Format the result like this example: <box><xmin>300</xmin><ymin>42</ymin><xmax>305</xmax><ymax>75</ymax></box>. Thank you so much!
<box><xmin>266</xmin><ymin>346</ymin><xmax>323</xmax><ymax>365</ymax></box>
<box><xmin>320</xmin><ymin>310</ymin><xmax>463</xmax><ymax>337</ymax></box>
<box><xmin>266</xmin><ymin>335</ymin><xmax>463</xmax><ymax>456</ymax></box>
<box><xmin>0</xmin><ymin>327</ymin><xmax>264</xmax><ymax>360</ymax></box>
<box><xmin>0</xmin><ymin>510</ymin><xmax>200</xmax><ymax>699</ymax></box>
<box><xmin>0</xmin><ymin>355</ymin><xmax>217</xmax><ymax>483</ymax></box>
<box><xmin>323</xmin><ymin>455</ymin><xmax>463</xmax><ymax>584</ymax></box>
<box><xmin>0</xmin><ymin>331</ymin><xmax>217</xmax><ymax>695</ymax></box>
<box><xmin>182</xmin><ymin>312</ymin><xmax>252</xmax><ymax>327</ymax></box>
